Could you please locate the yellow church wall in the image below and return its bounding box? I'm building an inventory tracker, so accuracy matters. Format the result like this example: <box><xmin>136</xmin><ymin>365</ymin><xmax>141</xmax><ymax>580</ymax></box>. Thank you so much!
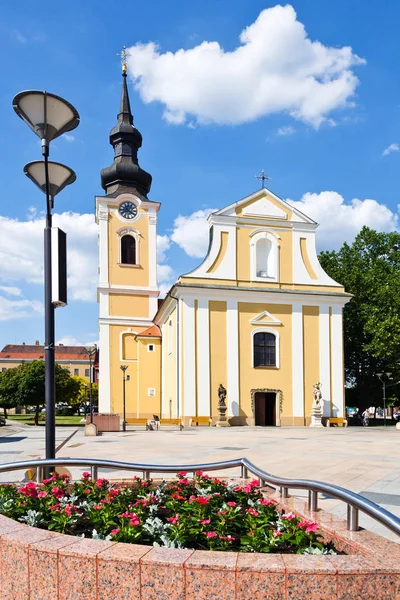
<box><xmin>238</xmin><ymin>303</ymin><xmax>292</xmax><ymax>424</ymax></box>
<box><xmin>303</xmin><ymin>306</ymin><xmax>320</xmax><ymax>424</ymax></box>
<box><xmin>108</xmin><ymin>211</ymin><xmax>150</xmax><ymax>288</ymax></box>
<box><xmin>209</xmin><ymin>301</ymin><xmax>227</xmax><ymax>420</ymax></box>
<box><xmin>136</xmin><ymin>337</ymin><xmax>162</xmax><ymax>419</ymax></box>
<box><xmin>109</xmin><ymin>294</ymin><xmax>149</xmax><ymax>318</ymax></box>
<box><xmin>236</xmin><ymin>227</ymin><xmax>251</xmax><ymax>281</ymax></box>
<box><xmin>161</xmin><ymin>306</ymin><xmax>178</xmax><ymax>418</ymax></box>
<box><xmin>279</xmin><ymin>230</ymin><xmax>293</xmax><ymax>283</ymax></box>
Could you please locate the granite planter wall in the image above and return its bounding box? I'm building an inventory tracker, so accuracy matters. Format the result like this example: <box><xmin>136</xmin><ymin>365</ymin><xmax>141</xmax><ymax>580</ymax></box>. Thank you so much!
<box><xmin>86</xmin><ymin>413</ymin><xmax>120</xmax><ymax>432</ymax></box>
<box><xmin>0</xmin><ymin>493</ymin><xmax>399</xmax><ymax>600</ymax></box>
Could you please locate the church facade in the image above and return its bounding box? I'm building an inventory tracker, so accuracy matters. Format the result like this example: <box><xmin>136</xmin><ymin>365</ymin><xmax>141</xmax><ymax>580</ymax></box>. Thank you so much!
<box><xmin>96</xmin><ymin>69</ymin><xmax>351</xmax><ymax>427</ymax></box>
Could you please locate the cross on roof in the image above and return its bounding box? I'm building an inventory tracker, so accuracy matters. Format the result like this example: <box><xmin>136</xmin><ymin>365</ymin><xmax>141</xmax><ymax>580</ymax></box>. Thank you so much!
<box><xmin>255</xmin><ymin>169</ymin><xmax>270</xmax><ymax>189</ymax></box>
<box><xmin>117</xmin><ymin>46</ymin><xmax>131</xmax><ymax>73</ymax></box>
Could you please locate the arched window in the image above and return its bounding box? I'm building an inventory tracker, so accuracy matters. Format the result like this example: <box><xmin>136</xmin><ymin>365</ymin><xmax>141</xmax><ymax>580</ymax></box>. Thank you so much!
<box><xmin>121</xmin><ymin>235</ymin><xmax>136</xmax><ymax>265</ymax></box>
<box><xmin>253</xmin><ymin>332</ymin><xmax>276</xmax><ymax>367</ymax></box>
<box><xmin>256</xmin><ymin>237</ymin><xmax>272</xmax><ymax>277</ymax></box>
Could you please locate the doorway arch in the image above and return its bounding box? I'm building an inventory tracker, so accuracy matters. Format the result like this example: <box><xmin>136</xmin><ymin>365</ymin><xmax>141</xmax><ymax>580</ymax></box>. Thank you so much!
<box><xmin>251</xmin><ymin>388</ymin><xmax>281</xmax><ymax>426</ymax></box>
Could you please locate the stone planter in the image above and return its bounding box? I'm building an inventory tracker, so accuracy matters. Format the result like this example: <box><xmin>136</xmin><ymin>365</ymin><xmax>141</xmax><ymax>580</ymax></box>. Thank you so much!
<box><xmin>0</xmin><ymin>491</ymin><xmax>399</xmax><ymax>599</ymax></box>
<box><xmin>85</xmin><ymin>413</ymin><xmax>120</xmax><ymax>432</ymax></box>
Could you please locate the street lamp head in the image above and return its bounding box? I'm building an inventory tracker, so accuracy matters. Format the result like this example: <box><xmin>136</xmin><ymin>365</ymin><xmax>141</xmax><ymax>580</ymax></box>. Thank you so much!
<box><xmin>13</xmin><ymin>90</ymin><xmax>80</xmax><ymax>144</ymax></box>
<box><xmin>24</xmin><ymin>161</ymin><xmax>76</xmax><ymax>199</ymax></box>
<box><xmin>377</xmin><ymin>373</ymin><xmax>383</xmax><ymax>379</ymax></box>
<box><xmin>84</xmin><ymin>345</ymin><xmax>96</xmax><ymax>358</ymax></box>
<box><xmin>120</xmin><ymin>365</ymin><xmax>129</xmax><ymax>373</ymax></box>
<box><xmin>386</xmin><ymin>372</ymin><xmax>392</xmax><ymax>378</ymax></box>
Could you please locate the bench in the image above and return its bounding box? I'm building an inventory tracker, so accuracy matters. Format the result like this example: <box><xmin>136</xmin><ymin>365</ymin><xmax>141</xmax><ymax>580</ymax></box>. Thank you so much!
<box><xmin>125</xmin><ymin>418</ymin><xmax>150</xmax><ymax>430</ymax></box>
<box><xmin>188</xmin><ymin>417</ymin><xmax>212</xmax><ymax>427</ymax></box>
<box><xmin>157</xmin><ymin>418</ymin><xmax>184</xmax><ymax>431</ymax></box>
<box><xmin>327</xmin><ymin>417</ymin><xmax>348</xmax><ymax>427</ymax></box>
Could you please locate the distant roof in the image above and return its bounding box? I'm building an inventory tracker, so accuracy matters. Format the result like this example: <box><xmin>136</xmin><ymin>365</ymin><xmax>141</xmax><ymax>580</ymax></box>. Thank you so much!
<box><xmin>138</xmin><ymin>325</ymin><xmax>161</xmax><ymax>338</ymax></box>
<box><xmin>0</xmin><ymin>344</ymin><xmax>93</xmax><ymax>362</ymax></box>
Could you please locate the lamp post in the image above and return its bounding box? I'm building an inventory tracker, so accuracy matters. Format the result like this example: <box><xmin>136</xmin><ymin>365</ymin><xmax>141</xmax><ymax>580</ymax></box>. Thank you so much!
<box><xmin>377</xmin><ymin>372</ymin><xmax>392</xmax><ymax>427</ymax></box>
<box><xmin>84</xmin><ymin>346</ymin><xmax>96</xmax><ymax>424</ymax></box>
<box><xmin>13</xmin><ymin>91</ymin><xmax>79</xmax><ymax>470</ymax></box>
<box><xmin>120</xmin><ymin>365</ymin><xmax>129</xmax><ymax>431</ymax></box>
<box><xmin>83</xmin><ymin>383</ymin><xmax>87</xmax><ymax>416</ymax></box>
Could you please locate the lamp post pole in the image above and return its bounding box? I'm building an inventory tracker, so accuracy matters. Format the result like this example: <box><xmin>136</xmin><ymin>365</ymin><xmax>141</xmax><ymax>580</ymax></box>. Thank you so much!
<box><xmin>120</xmin><ymin>365</ymin><xmax>129</xmax><ymax>431</ymax></box>
<box><xmin>84</xmin><ymin>347</ymin><xmax>96</xmax><ymax>425</ymax></box>
<box><xmin>377</xmin><ymin>372</ymin><xmax>392</xmax><ymax>427</ymax></box>
<box><xmin>13</xmin><ymin>90</ymin><xmax>79</xmax><ymax>475</ymax></box>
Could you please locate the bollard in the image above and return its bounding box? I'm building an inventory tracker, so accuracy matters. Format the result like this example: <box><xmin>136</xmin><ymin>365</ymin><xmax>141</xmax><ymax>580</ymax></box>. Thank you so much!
<box><xmin>347</xmin><ymin>505</ymin><xmax>359</xmax><ymax>531</ymax></box>
<box><xmin>280</xmin><ymin>486</ymin><xmax>289</xmax><ymax>498</ymax></box>
<box><xmin>308</xmin><ymin>490</ymin><xmax>318</xmax><ymax>512</ymax></box>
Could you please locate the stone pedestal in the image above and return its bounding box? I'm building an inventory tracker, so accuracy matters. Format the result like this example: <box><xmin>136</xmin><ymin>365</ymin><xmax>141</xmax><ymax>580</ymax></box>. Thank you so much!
<box><xmin>216</xmin><ymin>420</ymin><xmax>231</xmax><ymax>427</ymax></box>
<box><xmin>84</xmin><ymin>423</ymin><xmax>98</xmax><ymax>437</ymax></box>
<box><xmin>216</xmin><ymin>402</ymin><xmax>230</xmax><ymax>427</ymax></box>
<box><xmin>309</xmin><ymin>405</ymin><xmax>323</xmax><ymax>428</ymax></box>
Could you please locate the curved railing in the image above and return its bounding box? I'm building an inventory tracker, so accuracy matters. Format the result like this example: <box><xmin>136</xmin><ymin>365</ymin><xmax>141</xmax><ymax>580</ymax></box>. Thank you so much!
<box><xmin>0</xmin><ymin>456</ymin><xmax>399</xmax><ymax>537</ymax></box>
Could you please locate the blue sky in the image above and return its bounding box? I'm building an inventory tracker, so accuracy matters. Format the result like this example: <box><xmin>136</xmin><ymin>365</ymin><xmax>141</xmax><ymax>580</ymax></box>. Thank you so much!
<box><xmin>0</xmin><ymin>0</ymin><xmax>399</xmax><ymax>348</ymax></box>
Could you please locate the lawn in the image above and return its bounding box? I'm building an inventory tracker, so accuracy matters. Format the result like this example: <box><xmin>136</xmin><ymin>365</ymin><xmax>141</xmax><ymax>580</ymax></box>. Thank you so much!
<box><xmin>7</xmin><ymin>415</ymin><xmax>85</xmax><ymax>426</ymax></box>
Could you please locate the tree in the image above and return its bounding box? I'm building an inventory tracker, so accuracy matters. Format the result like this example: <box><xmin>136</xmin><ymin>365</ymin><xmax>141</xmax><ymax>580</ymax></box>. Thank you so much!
<box><xmin>0</xmin><ymin>366</ymin><xmax>23</xmax><ymax>418</ymax></box>
<box><xmin>319</xmin><ymin>227</ymin><xmax>400</xmax><ymax>410</ymax></box>
<box><xmin>17</xmin><ymin>361</ymin><xmax>80</xmax><ymax>425</ymax></box>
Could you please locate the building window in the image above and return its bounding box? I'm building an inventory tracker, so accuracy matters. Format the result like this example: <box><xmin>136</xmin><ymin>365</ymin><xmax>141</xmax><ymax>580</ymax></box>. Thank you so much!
<box><xmin>121</xmin><ymin>235</ymin><xmax>136</xmax><ymax>265</ymax></box>
<box><xmin>148</xmin><ymin>344</ymin><xmax>155</xmax><ymax>352</ymax></box>
<box><xmin>74</xmin><ymin>368</ymin><xmax>79</xmax><ymax>376</ymax></box>
<box><xmin>253</xmin><ymin>332</ymin><xmax>276</xmax><ymax>367</ymax></box>
<box><xmin>85</xmin><ymin>369</ymin><xmax>90</xmax><ymax>377</ymax></box>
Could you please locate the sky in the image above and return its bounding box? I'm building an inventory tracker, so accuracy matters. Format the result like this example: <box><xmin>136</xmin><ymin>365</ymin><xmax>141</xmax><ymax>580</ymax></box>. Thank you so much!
<box><xmin>0</xmin><ymin>0</ymin><xmax>399</xmax><ymax>348</ymax></box>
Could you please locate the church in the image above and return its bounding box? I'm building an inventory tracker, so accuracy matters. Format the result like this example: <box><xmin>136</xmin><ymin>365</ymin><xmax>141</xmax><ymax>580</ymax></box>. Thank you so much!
<box><xmin>96</xmin><ymin>63</ymin><xmax>351</xmax><ymax>427</ymax></box>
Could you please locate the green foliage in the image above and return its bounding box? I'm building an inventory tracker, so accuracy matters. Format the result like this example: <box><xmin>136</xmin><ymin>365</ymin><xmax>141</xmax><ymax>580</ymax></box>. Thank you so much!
<box><xmin>0</xmin><ymin>366</ymin><xmax>24</xmax><ymax>417</ymax></box>
<box><xmin>0</xmin><ymin>472</ymin><xmax>334</xmax><ymax>554</ymax></box>
<box><xmin>319</xmin><ymin>227</ymin><xmax>400</xmax><ymax>408</ymax></box>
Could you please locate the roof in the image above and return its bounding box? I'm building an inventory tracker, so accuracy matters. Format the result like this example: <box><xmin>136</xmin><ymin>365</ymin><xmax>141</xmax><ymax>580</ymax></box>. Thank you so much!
<box><xmin>0</xmin><ymin>344</ymin><xmax>93</xmax><ymax>362</ymax></box>
<box><xmin>138</xmin><ymin>325</ymin><xmax>161</xmax><ymax>338</ymax></box>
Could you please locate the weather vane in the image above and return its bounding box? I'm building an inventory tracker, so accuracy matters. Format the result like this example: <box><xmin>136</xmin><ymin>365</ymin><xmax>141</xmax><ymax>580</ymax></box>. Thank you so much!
<box><xmin>117</xmin><ymin>45</ymin><xmax>131</xmax><ymax>74</ymax></box>
<box><xmin>255</xmin><ymin>169</ymin><xmax>270</xmax><ymax>189</ymax></box>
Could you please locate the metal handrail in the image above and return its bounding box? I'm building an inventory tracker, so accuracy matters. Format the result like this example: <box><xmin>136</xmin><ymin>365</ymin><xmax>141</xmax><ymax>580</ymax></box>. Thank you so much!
<box><xmin>0</xmin><ymin>456</ymin><xmax>399</xmax><ymax>537</ymax></box>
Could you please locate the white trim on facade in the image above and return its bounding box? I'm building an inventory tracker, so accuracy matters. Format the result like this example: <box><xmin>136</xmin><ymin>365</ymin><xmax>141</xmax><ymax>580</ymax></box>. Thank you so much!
<box><xmin>117</xmin><ymin>227</ymin><xmax>141</xmax><ymax>266</ymax></box>
<box><xmin>251</xmin><ymin>327</ymin><xmax>280</xmax><ymax>369</ymax></box>
<box><xmin>148</xmin><ymin>207</ymin><xmax>158</xmax><ymax>288</ymax></box>
<box><xmin>197</xmin><ymin>298</ymin><xmax>210</xmax><ymax>416</ymax></box>
<box><xmin>250</xmin><ymin>230</ymin><xmax>280</xmax><ymax>282</ymax></box>
<box><xmin>98</xmin><ymin>322</ymin><xmax>111</xmax><ymax>412</ymax></box>
<box><xmin>250</xmin><ymin>310</ymin><xmax>282</xmax><ymax>326</ymax></box>
<box><xmin>319</xmin><ymin>305</ymin><xmax>331</xmax><ymax>417</ymax></box>
<box><xmin>182</xmin><ymin>297</ymin><xmax>196</xmax><ymax>416</ymax></box>
<box><xmin>119</xmin><ymin>328</ymin><xmax>140</xmax><ymax>362</ymax></box>
<box><xmin>331</xmin><ymin>305</ymin><xmax>345</xmax><ymax>418</ymax></box>
<box><xmin>292</xmin><ymin>303</ymin><xmax>304</xmax><ymax>418</ymax></box>
<box><xmin>226</xmin><ymin>299</ymin><xmax>240</xmax><ymax>417</ymax></box>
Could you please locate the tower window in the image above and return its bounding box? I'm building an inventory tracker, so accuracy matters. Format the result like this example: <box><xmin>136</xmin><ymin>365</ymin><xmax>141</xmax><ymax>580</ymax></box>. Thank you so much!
<box><xmin>253</xmin><ymin>332</ymin><xmax>276</xmax><ymax>367</ymax></box>
<box><xmin>148</xmin><ymin>344</ymin><xmax>155</xmax><ymax>352</ymax></box>
<box><xmin>121</xmin><ymin>235</ymin><xmax>136</xmax><ymax>265</ymax></box>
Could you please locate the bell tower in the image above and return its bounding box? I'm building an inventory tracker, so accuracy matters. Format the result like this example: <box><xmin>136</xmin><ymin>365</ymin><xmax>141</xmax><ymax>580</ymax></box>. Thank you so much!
<box><xmin>96</xmin><ymin>51</ymin><xmax>160</xmax><ymax>415</ymax></box>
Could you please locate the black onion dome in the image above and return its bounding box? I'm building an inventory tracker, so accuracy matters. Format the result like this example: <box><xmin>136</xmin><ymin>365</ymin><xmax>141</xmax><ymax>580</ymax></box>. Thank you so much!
<box><xmin>101</xmin><ymin>72</ymin><xmax>152</xmax><ymax>197</ymax></box>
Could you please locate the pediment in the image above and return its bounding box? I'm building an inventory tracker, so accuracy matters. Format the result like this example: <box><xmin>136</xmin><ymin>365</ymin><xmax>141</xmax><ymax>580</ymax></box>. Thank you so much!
<box><xmin>250</xmin><ymin>310</ymin><xmax>282</xmax><ymax>326</ymax></box>
<box><xmin>242</xmin><ymin>197</ymin><xmax>287</xmax><ymax>219</ymax></box>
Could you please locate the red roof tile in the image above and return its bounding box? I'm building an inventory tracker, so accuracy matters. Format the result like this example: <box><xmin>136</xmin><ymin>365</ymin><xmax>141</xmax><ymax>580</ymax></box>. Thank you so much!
<box><xmin>0</xmin><ymin>344</ymin><xmax>93</xmax><ymax>362</ymax></box>
<box><xmin>138</xmin><ymin>325</ymin><xmax>161</xmax><ymax>338</ymax></box>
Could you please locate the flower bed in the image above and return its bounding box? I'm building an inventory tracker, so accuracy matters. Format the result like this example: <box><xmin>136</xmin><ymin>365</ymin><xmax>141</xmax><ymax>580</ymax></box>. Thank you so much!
<box><xmin>0</xmin><ymin>471</ymin><xmax>336</xmax><ymax>555</ymax></box>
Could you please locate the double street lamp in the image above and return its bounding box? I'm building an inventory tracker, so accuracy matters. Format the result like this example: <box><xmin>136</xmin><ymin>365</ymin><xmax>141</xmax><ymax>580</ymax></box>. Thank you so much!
<box><xmin>13</xmin><ymin>91</ymin><xmax>79</xmax><ymax>466</ymax></box>
<box><xmin>377</xmin><ymin>372</ymin><xmax>400</xmax><ymax>427</ymax></box>
<box><xmin>120</xmin><ymin>365</ymin><xmax>130</xmax><ymax>432</ymax></box>
<box><xmin>84</xmin><ymin>346</ymin><xmax>97</xmax><ymax>424</ymax></box>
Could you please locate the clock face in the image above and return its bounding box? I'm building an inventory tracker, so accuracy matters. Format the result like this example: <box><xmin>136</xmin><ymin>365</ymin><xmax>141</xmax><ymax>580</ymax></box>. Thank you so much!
<box><xmin>119</xmin><ymin>202</ymin><xmax>138</xmax><ymax>220</ymax></box>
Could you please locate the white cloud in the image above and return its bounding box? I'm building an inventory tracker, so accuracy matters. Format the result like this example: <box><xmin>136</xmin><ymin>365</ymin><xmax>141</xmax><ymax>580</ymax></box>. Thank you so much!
<box><xmin>277</xmin><ymin>125</ymin><xmax>296</xmax><ymax>136</ymax></box>
<box><xmin>156</xmin><ymin>234</ymin><xmax>171</xmax><ymax>262</ymax></box>
<box><xmin>63</xmin><ymin>134</ymin><xmax>75</xmax><ymax>143</ymax></box>
<box><xmin>170</xmin><ymin>209</ymin><xmax>216</xmax><ymax>258</ymax></box>
<box><xmin>13</xmin><ymin>30</ymin><xmax>27</xmax><ymax>44</ymax></box>
<box><xmin>0</xmin><ymin>286</ymin><xmax>22</xmax><ymax>297</ymax></box>
<box><xmin>157</xmin><ymin>264</ymin><xmax>175</xmax><ymax>283</ymax></box>
<box><xmin>56</xmin><ymin>336</ymin><xmax>98</xmax><ymax>347</ymax></box>
<box><xmin>287</xmin><ymin>191</ymin><xmax>398</xmax><ymax>250</ymax></box>
<box><xmin>383</xmin><ymin>143</ymin><xmax>400</xmax><ymax>157</ymax></box>
<box><xmin>0</xmin><ymin>296</ymin><xmax>43</xmax><ymax>321</ymax></box>
<box><xmin>0</xmin><ymin>212</ymin><xmax>98</xmax><ymax>302</ymax></box>
<box><xmin>127</xmin><ymin>5</ymin><xmax>365</xmax><ymax>128</ymax></box>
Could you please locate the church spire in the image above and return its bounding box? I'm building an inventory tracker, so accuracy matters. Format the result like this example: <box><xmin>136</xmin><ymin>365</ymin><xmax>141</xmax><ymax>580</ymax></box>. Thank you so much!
<box><xmin>100</xmin><ymin>48</ymin><xmax>152</xmax><ymax>197</ymax></box>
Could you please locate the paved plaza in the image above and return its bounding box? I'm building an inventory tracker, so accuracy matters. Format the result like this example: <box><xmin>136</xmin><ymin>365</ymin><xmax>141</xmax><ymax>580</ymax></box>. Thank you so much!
<box><xmin>0</xmin><ymin>423</ymin><xmax>399</xmax><ymax>542</ymax></box>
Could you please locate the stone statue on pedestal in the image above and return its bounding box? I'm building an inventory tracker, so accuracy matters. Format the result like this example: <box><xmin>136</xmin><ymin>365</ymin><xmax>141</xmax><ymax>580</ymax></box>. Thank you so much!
<box><xmin>309</xmin><ymin>382</ymin><xmax>324</xmax><ymax>428</ymax></box>
<box><xmin>216</xmin><ymin>384</ymin><xmax>230</xmax><ymax>427</ymax></box>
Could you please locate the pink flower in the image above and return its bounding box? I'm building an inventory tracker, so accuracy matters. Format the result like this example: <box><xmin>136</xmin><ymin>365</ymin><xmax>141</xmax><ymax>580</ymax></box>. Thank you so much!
<box><xmin>93</xmin><ymin>504</ymin><xmax>103</xmax><ymax>510</ymax></box>
<box><xmin>167</xmin><ymin>514</ymin><xmax>180</xmax><ymax>525</ymax></box>
<box><xmin>51</xmin><ymin>487</ymin><xmax>64</xmax><ymax>499</ymax></box>
<box><xmin>109</xmin><ymin>489</ymin><xmax>119</xmax><ymax>497</ymax></box>
<box><xmin>273</xmin><ymin>530</ymin><xmax>282</xmax><ymax>538</ymax></box>
<box><xmin>84</xmin><ymin>489</ymin><xmax>91</xmax><ymax>495</ymax></box>
<box><xmin>96</xmin><ymin>478</ymin><xmax>109</xmax><ymax>488</ymax></box>
<box><xmin>129</xmin><ymin>516</ymin><xmax>140</xmax><ymax>527</ymax></box>
<box><xmin>38</xmin><ymin>491</ymin><xmax>47</xmax><ymax>499</ymax></box>
<box><xmin>233</xmin><ymin>485</ymin><xmax>242</xmax><ymax>492</ymax></box>
<box><xmin>111</xmin><ymin>528</ymin><xmax>120</xmax><ymax>536</ymax></box>
<box><xmin>81</xmin><ymin>472</ymin><xmax>91</xmax><ymax>479</ymax></box>
<box><xmin>65</xmin><ymin>505</ymin><xmax>73</xmax><ymax>517</ymax></box>
<box><xmin>179</xmin><ymin>478</ymin><xmax>189</xmax><ymax>486</ymax></box>
<box><xmin>42</xmin><ymin>476</ymin><xmax>57</xmax><ymax>484</ymax></box>
<box><xmin>197</xmin><ymin>497</ymin><xmax>209</xmax><ymax>505</ymax></box>
<box><xmin>195</xmin><ymin>470</ymin><xmax>203</xmax><ymax>477</ymax></box>
<box><xmin>220</xmin><ymin>535</ymin><xmax>236</xmax><ymax>541</ymax></box>
<box><xmin>246</xmin><ymin>508</ymin><xmax>259</xmax><ymax>517</ymax></box>
<box><xmin>205</xmin><ymin>531</ymin><xmax>218</xmax><ymax>538</ymax></box>
<box><xmin>177</xmin><ymin>471</ymin><xmax>187</xmax><ymax>477</ymax></box>
<box><xmin>218</xmin><ymin>510</ymin><xmax>228</xmax><ymax>515</ymax></box>
<box><xmin>297</xmin><ymin>520</ymin><xmax>318</xmax><ymax>534</ymax></box>
<box><xmin>227</xmin><ymin>502</ymin><xmax>236</xmax><ymax>507</ymax></box>
<box><xmin>199</xmin><ymin>519</ymin><xmax>210</xmax><ymax>525</ymax></box>
<box><xmin>281</xmin><ymin>512</ymin><xmax>296</xmax><ymax>521</ymax></box>
<box><xmin>259</xmin><ymin>498</ymin><xmax>277</xmax><ymax>506</ymax></box>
